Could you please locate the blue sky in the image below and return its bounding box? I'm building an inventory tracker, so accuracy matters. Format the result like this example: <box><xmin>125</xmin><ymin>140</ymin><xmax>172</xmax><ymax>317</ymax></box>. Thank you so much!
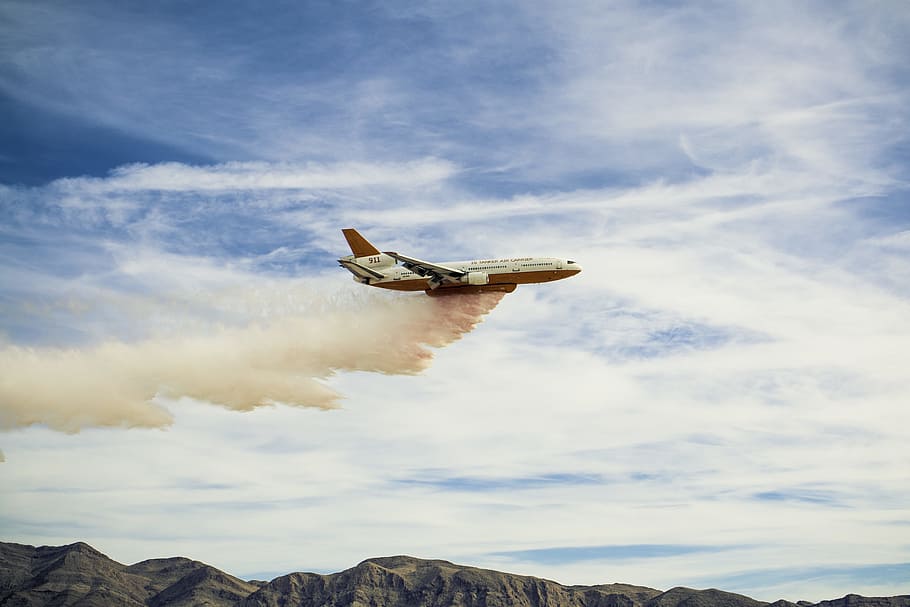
<box><xmin>2</xmin><ymin>0</ymin><xmax>910</xmax><ymax>602</ymax></box>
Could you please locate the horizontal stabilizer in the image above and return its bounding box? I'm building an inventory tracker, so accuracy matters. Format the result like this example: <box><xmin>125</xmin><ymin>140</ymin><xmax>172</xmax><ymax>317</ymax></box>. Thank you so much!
<box><xmin>338</xmin><ymin>258</ymin><xmax>386</xmax><ymax>280</ymax></box>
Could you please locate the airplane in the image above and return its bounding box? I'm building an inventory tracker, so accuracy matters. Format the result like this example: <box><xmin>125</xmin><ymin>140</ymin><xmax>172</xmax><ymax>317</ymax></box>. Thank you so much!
<box><xmin>338</xmin><ymin>228</ymin><xmax>582</xmax><ymax>296</ymax></box>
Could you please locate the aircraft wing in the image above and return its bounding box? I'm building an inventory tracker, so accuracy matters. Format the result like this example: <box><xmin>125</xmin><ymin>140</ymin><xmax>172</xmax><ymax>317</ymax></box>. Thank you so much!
<box><xmin>384</xmin><ymin>251</ymin><xmax>466</xmax><ymax>284</ymax></box>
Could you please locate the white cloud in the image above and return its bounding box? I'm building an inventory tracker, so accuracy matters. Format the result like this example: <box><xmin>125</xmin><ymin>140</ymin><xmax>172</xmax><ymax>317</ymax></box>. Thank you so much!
<box><xmin>49</xmin><ymin>158</ymin><xmax>457</xmax><ymax>193</ymax></box>
<box><xmin>3</xmin><ymin>144</ymin><xmax>909</xmax><ymax>598</ymax></box>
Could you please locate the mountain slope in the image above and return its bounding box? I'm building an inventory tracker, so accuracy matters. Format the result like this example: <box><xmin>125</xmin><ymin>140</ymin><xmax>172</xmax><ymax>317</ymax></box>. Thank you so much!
<box><xmin>0</xmin><ymin>541</ymin><xmax>260</xmax><ymax>606</ymax></box>
<box><xmin>239</xmin><ymin>555</ymin><xmax>669</xmax><ymax>607</ymax></box>
<box><xmin>1</xmin><ymin>541</ymin><xmax>907</xmax><ymax>607</ymax></box>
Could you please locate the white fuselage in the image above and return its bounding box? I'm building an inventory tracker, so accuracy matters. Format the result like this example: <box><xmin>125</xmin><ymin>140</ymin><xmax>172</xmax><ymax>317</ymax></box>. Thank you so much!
<box><xmin>341</xmin><ymin>254</ymin><xmax>582</xmax><ymax>295</ymax></box>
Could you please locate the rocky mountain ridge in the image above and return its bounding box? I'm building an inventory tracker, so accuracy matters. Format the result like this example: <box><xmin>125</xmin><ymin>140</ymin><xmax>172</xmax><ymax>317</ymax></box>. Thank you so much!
<box><xmin>1</xmin><ymin>541</ymin><xmax>907</xmax><ymax>607</ymax></box>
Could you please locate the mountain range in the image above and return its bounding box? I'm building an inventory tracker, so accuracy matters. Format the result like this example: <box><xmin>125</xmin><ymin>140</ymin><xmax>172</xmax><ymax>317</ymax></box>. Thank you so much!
<box><xmin>1</xmin><ymin>541</ymin><xmax>907</xmax><ymax>607</ymax></box>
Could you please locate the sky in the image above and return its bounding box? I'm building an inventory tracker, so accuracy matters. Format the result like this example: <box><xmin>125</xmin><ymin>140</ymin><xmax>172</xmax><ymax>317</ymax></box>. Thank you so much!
<box><xmin>1</xmin><ymin>0</ymin><xmax>909</xmax><ymax>602</ymax></box>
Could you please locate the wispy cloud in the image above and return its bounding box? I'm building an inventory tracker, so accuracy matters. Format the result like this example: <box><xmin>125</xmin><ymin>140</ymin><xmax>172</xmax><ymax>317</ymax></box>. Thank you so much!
<box><xmin>396</xmin><ymin>473</ymin><xmax>605</xmax><ymax>492</ymax></box>
<box><xmin>752</xmin><ymin>489</ymin><xmax>847</xmax><ymax>507</ymax></box>
<box><xmin>54</xmin><ymin>159</ymin><xmax>457</xmax><ymax>193</ymax></box>
<box><xmin>700</xmin><ymin>562</ymin><xmax>910</xmax><ymax>601</ymax></box>
<box><xmin>492</xmin><ymin>544</ymin><xmax>736</xmax><ymax>565</ymax></box>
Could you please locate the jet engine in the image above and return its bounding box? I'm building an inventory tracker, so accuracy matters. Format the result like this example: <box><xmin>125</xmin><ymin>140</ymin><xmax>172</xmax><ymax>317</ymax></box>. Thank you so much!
<box><xmin>461</xmin><ymin>271</ymin><xmax>489</xmax><ymax>285</ymax></box>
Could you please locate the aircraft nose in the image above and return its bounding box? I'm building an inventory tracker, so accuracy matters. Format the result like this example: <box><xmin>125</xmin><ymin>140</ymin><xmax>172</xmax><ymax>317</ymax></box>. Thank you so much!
<box><xmin>567</xmin><ymin>260</ymin><xmax>582</xmax><ymax>272</ymax></box>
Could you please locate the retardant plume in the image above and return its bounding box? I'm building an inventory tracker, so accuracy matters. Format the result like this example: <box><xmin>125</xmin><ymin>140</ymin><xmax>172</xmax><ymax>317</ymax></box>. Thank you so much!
<box><xmin>0</xmin><ymin>291</ymin><xmax>503</xmax><ymax>433</ymax></box>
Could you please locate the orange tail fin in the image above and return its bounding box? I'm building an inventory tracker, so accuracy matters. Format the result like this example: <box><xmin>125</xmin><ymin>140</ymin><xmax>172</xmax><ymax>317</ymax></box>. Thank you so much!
<box><xmin>342</xmin><ymin>228</ymin><xmax>381</xmax><ymax>258</ymax></box>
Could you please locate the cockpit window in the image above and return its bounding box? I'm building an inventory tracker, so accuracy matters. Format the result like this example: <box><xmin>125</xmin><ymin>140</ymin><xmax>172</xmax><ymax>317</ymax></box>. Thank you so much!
<box><xmin>567</xmin><ymin>260</ymin><xmax>576</xmax><ymax>264</ymax></box>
